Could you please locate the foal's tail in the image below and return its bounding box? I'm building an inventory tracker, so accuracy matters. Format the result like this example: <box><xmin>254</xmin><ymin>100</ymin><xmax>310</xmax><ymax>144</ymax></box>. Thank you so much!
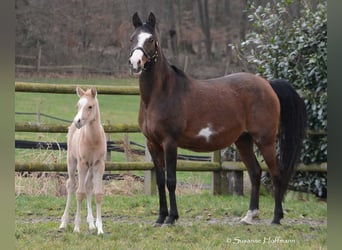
<box><xmin>269</xmin><ymin>79</ymin><xmax>307</xmax><ymax>200</ymax></box>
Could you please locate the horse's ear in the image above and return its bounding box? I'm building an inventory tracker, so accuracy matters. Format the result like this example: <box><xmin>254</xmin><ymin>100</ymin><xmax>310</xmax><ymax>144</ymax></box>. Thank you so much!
<box><xmin>76</xmin><ymin>86</ymin><xmax>85</xmax><ymax>97</ymax></box>
<box><xmin>90</xmin><ymin>87</ymin><xmax>97</xmax><ymax>97</ymax></box>
<box><xmin>147</xmin><ymin>12</ymin><xmax>156</xmax><ymax>28</ymax></box>
<box><xmin>132</xmin><ymin>12</ymin><xmax>142</xmax><ymax>28</ymax></box>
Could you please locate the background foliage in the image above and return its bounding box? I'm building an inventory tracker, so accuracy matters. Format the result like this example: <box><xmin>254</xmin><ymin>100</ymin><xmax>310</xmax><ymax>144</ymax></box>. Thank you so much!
<box><xmin>234</xmin><ymin>0</ymin><xmax>327</xmax><ymax>196</ymax></box>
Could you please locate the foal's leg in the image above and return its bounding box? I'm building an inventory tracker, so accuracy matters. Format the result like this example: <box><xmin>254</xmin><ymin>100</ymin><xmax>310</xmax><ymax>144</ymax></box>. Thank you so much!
<box><xmin>147</xmin><ymin>141</ymin><xmax>168</xmax><ymax>226</ymax></box>
<box><xmin>235</xmin><ymin>134</ymin><xmax>261</xmax><ymax>225</ymax></box>
<box><xmin>59</xmin><ymin>157</ymin><xmax>77</xmax><ymax>229</ymax></box>
<box><xmin>74</xmin><ymin>163</ymin><xmax>87</xmax><ymax>233</ymax></box>
<box><xmin>163</xmin><ymin>140</ymin><xmax>179</xmax><ymax>225</ymax></box>
<box><xmin>257</xmin><ymin>141</ymin><xmax>283</xmax><ymax>224</ymax></box>
<box><xmin>93</xmin><ymin>160</ymin><xmax>105</xmax><ymax>235</ymax></box>
<box><xmin>85</xmin><ymin>170</ymin><xmax>95</xmax><ymax>230</ymax></box>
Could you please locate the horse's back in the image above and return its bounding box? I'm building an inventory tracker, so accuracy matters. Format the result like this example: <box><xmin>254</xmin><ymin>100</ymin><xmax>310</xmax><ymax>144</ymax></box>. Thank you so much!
<box><xmin>177</xmin><ymin>72</ymin><xmax>280</xmax><ymax>151</ymax></box>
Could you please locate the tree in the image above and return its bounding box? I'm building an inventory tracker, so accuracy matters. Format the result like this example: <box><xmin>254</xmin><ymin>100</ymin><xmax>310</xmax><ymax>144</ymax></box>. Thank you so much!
<box><xmin>197</xmin><ymin>0</ymin><xmax>212</xmax><ymax>60</ymax></box>
<box><xmin>234</xmin><ymin>0</ymin><xmax>327</xmax><ymax>197</ymax></box>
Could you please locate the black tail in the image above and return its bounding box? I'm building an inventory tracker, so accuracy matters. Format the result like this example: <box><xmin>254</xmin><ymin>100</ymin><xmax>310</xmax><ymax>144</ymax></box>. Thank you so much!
<box><xmin>269</xmin><ymin>79</ymin><xmax>307</xmax><ymax>200</ymax></box>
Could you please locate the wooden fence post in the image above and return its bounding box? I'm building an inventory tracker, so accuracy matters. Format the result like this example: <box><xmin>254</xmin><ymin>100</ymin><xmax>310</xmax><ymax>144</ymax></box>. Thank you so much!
<box><xmin>144</xmin><ymin>141</ymin><xmax>156</xmax><ymax>195</ymax></box>
<box><xmin>227</xmin><ymin>170</ymin><xmax>244</xmax><ymax>195</ymax></box>
<box><xmin>211</xmin><ymin>150</ymin><xmax>229</xmax><ymax>195</ymax></box>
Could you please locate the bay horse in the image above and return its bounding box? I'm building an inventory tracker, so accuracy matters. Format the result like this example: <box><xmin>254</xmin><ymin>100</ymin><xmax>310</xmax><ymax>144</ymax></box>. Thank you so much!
<box><xmin>59</xmin><ymin>87</ymin><xmax>106</xmax><ymax>234</ymax></box>
<box><xmin>128</xmin><ymin>12</ymin><xmax>306</xmax><ymax>225</ymax></box>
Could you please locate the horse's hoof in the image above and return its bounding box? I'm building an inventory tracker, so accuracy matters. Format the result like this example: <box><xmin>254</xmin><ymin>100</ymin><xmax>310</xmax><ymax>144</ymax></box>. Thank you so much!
<box><xmin>240</xmin><ymin>218</ymin><xmax>253</xmax><ymax>225</ymax></box>
<box><xmin>271</xmin><ymin>220</ymin><xmax>281</xmax><ymax>225</ymax></box>
<box><xmin>164</xmin><ymin>216</ymin><xmax>177</xmax><ymax>225</ymax></box>
<box><xmin>152</xmin><ymin>222</ymin><xmax>163</xmax><ymax>227</ymax></box>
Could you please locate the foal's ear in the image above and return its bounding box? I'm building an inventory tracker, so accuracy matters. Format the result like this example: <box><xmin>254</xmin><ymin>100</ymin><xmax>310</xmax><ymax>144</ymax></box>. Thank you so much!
<box><xmin>76</xmin><ymin>86</ymin><xmax>85</xmax><ymax>97</ymax></box>
<box><xmin>132</xmin><ymin>12</ymin><xmax>142</xmax><ymax>28</ymax></box>
<box><xmin>90</xmin><ymin>87</ymin><xmax>97</xmax><ymax>97</ymax></box>
<box><xmin>147</xmin><ymin>12</ymin><xmax>156</xmax><ymax>28</ymax></box>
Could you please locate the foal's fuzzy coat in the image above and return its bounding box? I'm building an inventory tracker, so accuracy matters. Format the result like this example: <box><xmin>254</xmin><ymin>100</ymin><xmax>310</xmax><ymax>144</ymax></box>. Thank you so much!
<box><xmin>59</xmin><ymin>87</ymin><xmax>106</xmax><ymax>234</ymax></box>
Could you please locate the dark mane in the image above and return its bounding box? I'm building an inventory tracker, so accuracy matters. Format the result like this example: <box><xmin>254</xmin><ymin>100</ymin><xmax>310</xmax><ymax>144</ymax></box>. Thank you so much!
<box><xmin>171</xmin><ymin>65</ymin><xmax>187</xmax><ymax>79</ymax></box>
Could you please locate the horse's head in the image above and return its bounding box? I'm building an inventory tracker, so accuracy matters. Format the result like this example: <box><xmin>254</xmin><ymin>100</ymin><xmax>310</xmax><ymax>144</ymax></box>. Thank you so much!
<box><xmin>73</xmin><ymin>87</ymin><xmax>99</xmax><ymax>129</ymax></box>
<box><xmin>128</xmin><ymin>12</ymin><xmax>159</xmax><ymax>75</ymax></box>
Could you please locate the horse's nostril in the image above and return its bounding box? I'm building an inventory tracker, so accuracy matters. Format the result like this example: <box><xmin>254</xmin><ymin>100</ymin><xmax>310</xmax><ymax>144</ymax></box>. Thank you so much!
<box><xmin>138</xmin><ymin>60</ymin><xmax>141</xmax><ymax>66</ymax></box>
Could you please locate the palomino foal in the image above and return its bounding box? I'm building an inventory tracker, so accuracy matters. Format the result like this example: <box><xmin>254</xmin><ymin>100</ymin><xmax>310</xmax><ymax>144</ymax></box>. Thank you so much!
<box><xmin>59</xmin><ymin>87</ymin><xmax>106</xmax><ymax>234</ymax></box>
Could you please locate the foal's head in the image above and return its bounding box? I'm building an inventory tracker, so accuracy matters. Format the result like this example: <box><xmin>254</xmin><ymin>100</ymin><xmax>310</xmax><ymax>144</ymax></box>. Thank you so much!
<box><xmin>73</xmin><ymin>87</ymin><xmax>99</xmax><ymax>129</ymax></box>
<box><xmin>128</xmin><ymin>12</ymin><xmax>159</xmax><ymax>74</ymax></box>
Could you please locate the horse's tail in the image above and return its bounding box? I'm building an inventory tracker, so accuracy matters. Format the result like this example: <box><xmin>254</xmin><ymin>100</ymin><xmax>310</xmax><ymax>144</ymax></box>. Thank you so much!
<box><xmin>269</xmin><ymin>79</ymin><xmax>307</xmax><ymax>200</ymax></box>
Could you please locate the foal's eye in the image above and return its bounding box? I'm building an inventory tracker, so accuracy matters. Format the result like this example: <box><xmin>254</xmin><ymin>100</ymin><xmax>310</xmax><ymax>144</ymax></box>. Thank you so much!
<box><xmin>88</xmin><ymin>106</ymin><xmax>93</xmax><ymax>110</ymax></box>
<box><xmin>149</xmin><ymin>38</ymin><xmax>154</xmax><ymax>43</ymax></box>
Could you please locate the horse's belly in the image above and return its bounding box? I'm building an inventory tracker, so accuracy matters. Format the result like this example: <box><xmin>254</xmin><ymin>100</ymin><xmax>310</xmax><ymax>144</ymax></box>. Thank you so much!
<box><xmin>178</xmin><ymin>129</ymin><xmax>240</xmax><ymax>152</ymax></box>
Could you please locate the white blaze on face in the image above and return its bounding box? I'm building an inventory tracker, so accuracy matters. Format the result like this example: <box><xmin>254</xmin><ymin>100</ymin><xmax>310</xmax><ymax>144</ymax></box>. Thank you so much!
<box><xmin>198</xmin><ymin>124</ymin><xmax>216</xmax><ymax>142</ymax></box>
<box><xmin>74</xmin><ymin>97</ymin><xmax>88</xmax><ymax>127</ymax></box>
<box><xmin>129</xmin><ymin>32</ymin><xmax>152</xmax><ymax>70</ymax></box>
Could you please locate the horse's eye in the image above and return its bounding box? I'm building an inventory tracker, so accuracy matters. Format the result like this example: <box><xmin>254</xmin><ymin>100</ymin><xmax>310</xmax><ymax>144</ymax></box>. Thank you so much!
<box><xmin>149</xmin><ymin>38</ymin><xmax>154</xmax><ymax>43</ymax></box>
<box><xmin>88</xmin><ymin>106</ymin><xmax>93</xmax><ymax>110</ymax></box>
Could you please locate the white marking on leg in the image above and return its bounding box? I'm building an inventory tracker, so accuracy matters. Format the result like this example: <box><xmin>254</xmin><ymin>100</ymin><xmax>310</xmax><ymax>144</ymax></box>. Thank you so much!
<box><xmin>197</xmin><ymin>123</ymin><xmax>216</xmax><ymax>142</ymax></box>
<box><xmin>96</xmin><ymin>202</ymin><xmax>103</xmax><ymax>235</ymax></box>
<box><xmin>87</xmin><ymin>195</ymin><xmax>95</xmax><ymax>230</ymax></box>
<box><xmin>241</xmin><ymin>209</ymin><xmax>259</xmax><ymax>225</ymax></box>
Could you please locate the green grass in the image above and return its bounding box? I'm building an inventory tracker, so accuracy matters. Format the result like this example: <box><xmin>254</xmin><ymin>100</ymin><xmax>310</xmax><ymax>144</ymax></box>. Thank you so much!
<box><xmin>15</xmin><ymin>193</ymin><xmax>327</xmax><ymax>249</ymax></box>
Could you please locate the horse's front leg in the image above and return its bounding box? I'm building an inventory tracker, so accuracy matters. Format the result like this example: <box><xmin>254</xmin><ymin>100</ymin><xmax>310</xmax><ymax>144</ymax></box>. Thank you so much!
<box><xmin>74</xmin><ymin>163</ymin><xmax>87</xmax><ymax>233</ymax></box>
<box><xmin>164</xmin><ymin>140</ymin><xmax>179</xmax><ymax>225</ymax></box>
<box><xmin>147</xmin><ymin>141</ymin><xmax>168</xmax><ymax>226</ymax></box>
<box><xmin>59</xmin><ymin>157</ymin><xmax>77</xmax><ymax>230</ymax></box>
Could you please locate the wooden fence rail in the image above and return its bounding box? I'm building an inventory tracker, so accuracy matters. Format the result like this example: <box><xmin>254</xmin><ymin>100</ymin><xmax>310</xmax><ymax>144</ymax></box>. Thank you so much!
<box><xmin>15</xmin><ymin>82</ymin><xmax>139</xmax><ymax>95</ymax></box>
<box><xmin>15</xmin><ymin>82</ymin><xmax>327</xmax><ymax>195</ymax></box>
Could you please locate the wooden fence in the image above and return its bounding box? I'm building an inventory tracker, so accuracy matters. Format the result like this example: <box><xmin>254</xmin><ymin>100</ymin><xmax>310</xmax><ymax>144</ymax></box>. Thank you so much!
<box><xmin>15</xmin><ymin>82</ymin><xmax>327</xmax><ymax>195</ymax></box>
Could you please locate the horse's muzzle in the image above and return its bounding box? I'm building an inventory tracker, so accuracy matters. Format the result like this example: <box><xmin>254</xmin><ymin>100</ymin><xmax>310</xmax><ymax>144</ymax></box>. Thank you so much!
<box><xmin>74</xmin><ymin>119</ymin><xmax>83</xmax><ymax>129</ymax></box>
<box><xmin>129</xmin><ymin>62</ymin><xmax>142</xmax><ymax>75</ymax></box>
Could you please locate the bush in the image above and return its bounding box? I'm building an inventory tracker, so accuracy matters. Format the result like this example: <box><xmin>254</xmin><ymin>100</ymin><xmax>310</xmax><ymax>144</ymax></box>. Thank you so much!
<box><xmin>233</xmin><ymin>0</ymin><xmax>327</xmax><ymax>197</ymax></box>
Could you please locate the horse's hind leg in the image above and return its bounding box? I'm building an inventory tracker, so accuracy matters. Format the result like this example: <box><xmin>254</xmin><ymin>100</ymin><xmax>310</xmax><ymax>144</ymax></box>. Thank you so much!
<box><xmin>93</xmin><ymin>160</ymin><xmax>105</xmax><ymax>235</ymax></box>
<box><xmin>59</xmin><ymin>157</ymin><xmax>77</xmax><ymax>230</ymax></box>
<box><xmin>235</xmin><ymin>134</ymin><xmax>261</xmax><ymax>225</ymax></box>
<box><xmin>256</xmin><ymin>141</ymin><xmax>283</xmax><ymax>224</ymax></box>
<box><xmin>85</xmin><ymin>170</ymin><xmax>95</xmax><ymax>230</ymax></box>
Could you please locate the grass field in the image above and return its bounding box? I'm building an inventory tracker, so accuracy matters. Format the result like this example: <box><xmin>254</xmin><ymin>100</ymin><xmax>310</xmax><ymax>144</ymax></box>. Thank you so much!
<box><xmin>15</xmin><ymin>191</ymin><xmax>327</xmax><ymax>249</ymax></box>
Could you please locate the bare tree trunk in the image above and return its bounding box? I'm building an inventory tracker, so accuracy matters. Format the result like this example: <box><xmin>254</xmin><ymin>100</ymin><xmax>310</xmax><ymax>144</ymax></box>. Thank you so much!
<box><xmin>197</xmin><ymin>0</ymin><xmax>212</xmax><ymax>60</ymax></box>
<box><xmin>167</xmin><ymin>0</ymin><xmax>178</xmax><ymax>59</ymax></box>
